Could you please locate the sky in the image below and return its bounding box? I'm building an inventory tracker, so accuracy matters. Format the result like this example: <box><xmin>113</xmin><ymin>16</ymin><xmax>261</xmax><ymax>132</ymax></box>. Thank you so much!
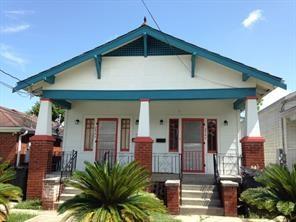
<box><xmin>0</xmin><ymin>0</ymin><xmax>295</xmax><ymax>112</ymax></box>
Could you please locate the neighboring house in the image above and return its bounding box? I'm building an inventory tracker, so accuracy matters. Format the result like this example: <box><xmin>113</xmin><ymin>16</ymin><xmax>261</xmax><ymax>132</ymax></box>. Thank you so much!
<box><xmin>0</xmin><ymin>106</ymin><xmax>36</xmax><ymax>165</ymax></box>
<box><xmin>13</xmin><ymin>24</ymin><xmax>286</xmax><ymax>214</ymax></box>
<box><xmin>259</xmin><ymin>91</ymin><xmax>296</xmax><ymax>169</ymax></box>
<box><xmin>0</xmin><ymin>106</ymin><xmax>62</xmax><ymax>166</ymax></box>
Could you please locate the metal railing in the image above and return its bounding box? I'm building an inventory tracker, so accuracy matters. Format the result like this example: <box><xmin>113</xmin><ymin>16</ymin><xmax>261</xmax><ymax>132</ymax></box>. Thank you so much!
<box><xmin>58</xmin><ymin>150</ymin><xmax>78</xmax><ymax>199</ymax></box>
<box><xmin>182</xmin><ymin>150</ymin><xmax>203</xmax><ymax>172</ymax></box>
<box><xmin>152</xmin><ymin>153</ymin><xmax>180</xmax><ymax>174</ymax></box>
<box><xmin>215</xmin><ymin>153</ymin><xmax>241</xmax><ymax>176</ymax></box>
<box><xmin>213</xmin><ymin>153</ymin><xmax>219</xmax><ymax>184</ymax></box>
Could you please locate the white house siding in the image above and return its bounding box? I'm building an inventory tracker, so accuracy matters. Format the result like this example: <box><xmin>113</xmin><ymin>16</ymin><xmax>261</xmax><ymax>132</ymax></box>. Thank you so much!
<box><xmin>259</xmin><ymin>102</ymin><xmax>283</xmax><ymax>165</ymax></box>
<box><xmin>62</xmin><ymin>100</ymin><xmax>241</xmax><ymax>174</ymax></box>
<box><xmin>43</xmin><ymin>56</ymin><xmax>256</xmax><ymax>91</ymax></box>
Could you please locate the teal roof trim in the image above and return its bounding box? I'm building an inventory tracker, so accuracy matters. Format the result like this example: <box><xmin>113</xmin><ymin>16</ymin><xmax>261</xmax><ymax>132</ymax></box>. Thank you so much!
<box><xmin>13</xmin><ymin>25</ymin><xmax>286</xmax><ymax>92</ymax></box>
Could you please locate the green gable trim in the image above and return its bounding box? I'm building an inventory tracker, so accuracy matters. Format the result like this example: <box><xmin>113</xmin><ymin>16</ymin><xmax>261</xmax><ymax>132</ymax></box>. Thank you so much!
<box><xmin>42</xmin><ymin>88</ymin><xmax>256</xmax><ymax>101</ymax></box>
<box><xmin>104</xmin><ymin>35</ymin><xmax>188</xmax><ymax>57</ymax></box>
<box><xmin>44</xmin><ymin>76</ymin><xmax>55</xmax><ymax>84</ymax></box>
<box><xmin>242</xmin><ymin>73</ymin><xmax>250</xmax><ymax>81</ymax></box>
<box><xmin>13</xmin><ymin>25</ymin><xmax>286</xmax><ymax>92</ymax></box>
<box><xmin>94</xmin><ymin>54</ymin><xmax>102</xmax><ymax>79</ymax></box>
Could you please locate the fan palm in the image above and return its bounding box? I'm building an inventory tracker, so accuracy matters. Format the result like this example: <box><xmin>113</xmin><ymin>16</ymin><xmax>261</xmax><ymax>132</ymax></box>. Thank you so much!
<box><xmin>58</xmin><ymin>161</ymin><xmax>167</xmax><ymax>222</ymax></box>
<box><xmin>240</xmin><ymin>164</ymin><xmax>296</xmax><ymax>221</ymax></box>
<box><xmin>0</xmin><ymin>161</ymin><xmax>22</xmax><ymax>221</ymax></box>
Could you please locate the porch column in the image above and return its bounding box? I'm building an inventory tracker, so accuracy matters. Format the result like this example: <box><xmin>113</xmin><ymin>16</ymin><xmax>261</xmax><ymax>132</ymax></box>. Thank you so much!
<box><xmin>27</xmin><ymin>98</ymin><xmax>55</xmax><ymax>200</ymax></box>
<box><xmin>240</xmin><ymin>96</ymin><xmax>265</xmax><ymax>169</ymax></box>
<box><xmin>134</xmin><ymin>99</ymin><xmax>153</xmax><ymax>173</ymax></box>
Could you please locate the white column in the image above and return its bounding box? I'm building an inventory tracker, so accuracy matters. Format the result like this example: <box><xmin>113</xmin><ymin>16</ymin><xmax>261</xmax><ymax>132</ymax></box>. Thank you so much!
<box><xmin>244</xmin><ymin>97</ymin><xmax>261</xmax><ymax>137</ymax></box>
<box><xmin>35</xmin><ymin>99</ymin><xmax>52</xmax><ymax>135</ymax></box>
<box><xmin>137</xmin><ymin>99</ymin><xmax>150</xmax><ymax>137</ymax></box>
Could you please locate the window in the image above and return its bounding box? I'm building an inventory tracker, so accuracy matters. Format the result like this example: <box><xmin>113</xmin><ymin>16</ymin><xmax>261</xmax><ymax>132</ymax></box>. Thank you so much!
<box><xmin>169</xmin><ymin>119</ymin><xmax>179</xmax><ymax>152</ymax></box>
<box><xmin>207</xmin><ymin>119</ymin><xmax>217</xmax><ymax>153</ymax></box>
<box><xmin>120</xmin><ymin>119</ymin><xmax>130</xmax><ymax>151</ymax></box>
<box><xmin>84</xmin><ymin>118</ymin><xmax>95</xmax><ymax>151</ymax></box>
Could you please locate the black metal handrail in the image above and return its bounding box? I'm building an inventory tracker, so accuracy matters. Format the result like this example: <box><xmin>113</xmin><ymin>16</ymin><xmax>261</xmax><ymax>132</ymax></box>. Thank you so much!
<box><xmin>179</xmin><ymin>153</ymin><xmax>183</xmax><ymax>205</ymax></box>
<box><xmin>58</xmin><ymin>150</ymin><xmax>78</xmax><ymax>199</ymax></box>
<box><xmin>213</xmin><ymin>153</ymin><xmax>219</xmax><ymax>184</ymax></box>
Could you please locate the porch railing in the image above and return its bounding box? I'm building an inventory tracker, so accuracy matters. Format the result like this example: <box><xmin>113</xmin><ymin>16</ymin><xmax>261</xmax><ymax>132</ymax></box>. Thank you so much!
<box><xmin>182</xmin><ymin>150</ymin><xmax>203</xmax><ymax>172</ymax></box>
<box><xmin>152</xmin><ymin>153</ymin><xmax>180</xmax><ymax>174</ymax></box>
<box><xmin>215</xmin><ymin>153</ymin><xmax>241</xmax><ymax>176</ymax></box>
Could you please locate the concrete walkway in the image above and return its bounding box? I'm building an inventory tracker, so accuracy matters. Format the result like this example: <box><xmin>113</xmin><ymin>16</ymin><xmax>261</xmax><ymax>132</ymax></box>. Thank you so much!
<box><xmin>174</xmin><ymin>215</ymin><xmax>274</xmax><ymax>222</ymax></box>
<box><xmin>11</xmin><ymin>209</ymin><xmax>276</xmax><ymax>222</ymax></box>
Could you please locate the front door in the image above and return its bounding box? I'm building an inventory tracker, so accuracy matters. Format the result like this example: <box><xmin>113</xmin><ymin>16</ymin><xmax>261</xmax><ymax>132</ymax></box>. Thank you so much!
<box><xmin>182</xmin><ymin>119</ymin><xmax>205</xmax><ymax>172</ymax></box>
<box><xmin>96</xmin><ymin>119</ymin><xmax>118</xmax><ymax>165</ymax></box>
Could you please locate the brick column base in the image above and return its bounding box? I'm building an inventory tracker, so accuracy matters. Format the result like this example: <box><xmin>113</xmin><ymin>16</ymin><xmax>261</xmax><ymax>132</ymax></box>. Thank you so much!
<box><xmin>42</xmin><ymin>177</ymin><xmax>60</xmax><ymax>210</ymax></box>
<box><xmin>134</xmin><ymin>137</ymin><xmax>153</xmax><ymax>173</ymax></box>
<box><xmin>240</xmin><ymin>136</ymin><xmax>265</xmax><ymax>169</ymax></box>
<box><xmin>27</xmin><ymin>135</ymin><xmax>55</xmax><ymax>199</ymax></box>
<box><xmin>221</xmin><ymin>180</ymin><xmax>238</xmax><ymax>217</ymax></box>
<box><xmin>165</xmin><ymin>180</ymin><xmax>180</xmax><ymax>215</ymax></box>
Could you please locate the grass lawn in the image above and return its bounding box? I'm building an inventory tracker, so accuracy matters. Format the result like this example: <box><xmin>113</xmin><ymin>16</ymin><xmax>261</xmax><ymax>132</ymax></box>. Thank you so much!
<box><xmin>150</xmin><ymin>213</ymin><xmax>181</xmax><ymax>222</ymax></box>
<box><xmin>7</xmin><ymin>212</ymin><xmax>36</xmax><ymax>222</ymax></box>
<box><xmin>14</xmin><ymin>199</ymin><xmax>42</xmax><ymax>210</ymax></box>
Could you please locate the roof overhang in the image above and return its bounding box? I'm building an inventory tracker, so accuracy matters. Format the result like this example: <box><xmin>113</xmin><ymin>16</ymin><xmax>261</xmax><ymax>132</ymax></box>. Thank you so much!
<box><xmin>13</xmin><ymin>25</ymin><xmax>287</xmax><ymax>92</ymax></box>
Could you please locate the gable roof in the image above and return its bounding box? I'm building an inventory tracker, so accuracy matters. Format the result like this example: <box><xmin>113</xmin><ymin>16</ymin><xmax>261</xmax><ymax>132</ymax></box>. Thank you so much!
<box><xmin>13</xmin><ymin>24</ymin><xmax>286</xmax><ymax>92</ymax></box>
<box><xmin>0</xmin><ymin>106</ymin><xmax>36</xmax><ymax>130</ymax></box>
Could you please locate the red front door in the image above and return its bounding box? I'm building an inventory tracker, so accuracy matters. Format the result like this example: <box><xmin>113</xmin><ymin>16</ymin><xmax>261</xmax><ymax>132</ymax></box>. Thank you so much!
<box><xmin>95</xmin><ymin>119</ymin><xmax>118</xmax><ymax>164</ymax></box>
<box><xmin>182</xmin><ymin>119</ymin><xmax>205</xmax><ymax>173</ymax></box>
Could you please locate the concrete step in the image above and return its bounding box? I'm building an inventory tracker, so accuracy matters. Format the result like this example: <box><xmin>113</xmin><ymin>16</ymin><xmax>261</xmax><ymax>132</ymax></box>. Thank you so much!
<box><xmin>180</xmin><ymin>205</ymin><xmax>224</xmax><ymax>216</ymax></box>
<box><xmin>63</xmin><ymin>186</ymin><xmax>81</xmax><ymax>195</ymax></box>
<box><xmin>182</xmin><ymin>174</ymin><xmax>215</xmax><ymax>185</ymax></box>
<box><xmin>54</xmin><ymin>200</ymin><xmax>64</xmax><ymax>209</ymax></box>
<box><xmin>182</xmin><ymin>184</ymin><xmax>217</xmax><ymax>192</ymax></box>
<box><xmin>59</xmin><ymin>193</ymin><xmax>76</xmax><ymax>201</ymax></box>
<box><xmin>181</xmin><ymin>197</ymin><xmax>221</xmax><ymax>207</ymax></box>
<box><xmin>182</xmin><ymin>190</ymin><xmax>220</xmax><ymax>199</ymax></box>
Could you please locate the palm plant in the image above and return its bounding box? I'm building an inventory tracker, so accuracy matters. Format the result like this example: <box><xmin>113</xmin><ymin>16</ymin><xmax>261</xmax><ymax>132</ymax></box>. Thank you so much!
<box><xmin>0</xmin><ymin>161</ymin><xmax>22</xmax><ymax>221</ymax></box>
<box><xmin>240</xmin><ymin>164</ymin><xmax>296</xmax><ymax>221</ymax></box>
<box><xmin>58</xmin><ymin>161</ymin><xmax>166</xmax><ymax>222</ymax></box>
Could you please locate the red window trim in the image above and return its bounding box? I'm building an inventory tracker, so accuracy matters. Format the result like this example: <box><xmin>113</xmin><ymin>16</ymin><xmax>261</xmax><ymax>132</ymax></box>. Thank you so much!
<box><xmin>207</xmin><ymin>119</ymin><xmax>218</xmax><ymax>153</ymax></box>
<box><xmin>169</xmin><ymin>119</ymin><xmax>179</xmax><ymax>152</ymax></box>
<box><xmin>84</xmin><ymin>118</ymin><xmax>95</xmax><ymax>151</ymax></box>
<box><xmin>120</xmin><ymin>118</ymin><xmax>130</xmax><ymax>152</ymax></box>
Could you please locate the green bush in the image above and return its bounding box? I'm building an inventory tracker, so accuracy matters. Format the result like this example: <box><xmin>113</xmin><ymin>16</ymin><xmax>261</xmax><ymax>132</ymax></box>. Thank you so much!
<box><xmin>58</xmin><ymin>161</ymin><xmax>167</xmax><ymax>221</ymax></box>
<box><xmin>241</xmin><ymin>164</ymin><xmax>296</xmax><ymax>221</ymax></box>
<box><xmin>14</xmin><ymin>199</ymin><xmax>41</xmax><ymax>210</ymax></box>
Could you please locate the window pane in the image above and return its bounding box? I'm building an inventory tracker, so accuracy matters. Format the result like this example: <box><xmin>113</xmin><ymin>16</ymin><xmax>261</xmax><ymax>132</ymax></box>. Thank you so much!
<box><xmin>169</xmin><ymin>119</ymin><xmax>179</xmax><ymax>152</ymax></box>
<box><xmin>84</xmin><ymin>119</ymin><xmax>95</xmax><ymax>151</ymax></box>
<box><xmin>207</xmin><ymin>119</ymin><xmax>217</xmax><ymax>153</ymax></box>
<box><xmin>120</xmin><ymin>119</ymin><xmax>130</xmax><ymax>151</ymax></box>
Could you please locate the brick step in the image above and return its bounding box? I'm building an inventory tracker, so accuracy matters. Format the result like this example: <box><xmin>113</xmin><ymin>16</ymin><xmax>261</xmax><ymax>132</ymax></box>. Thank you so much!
<box><xmin>182</xmin><ymin>190</ymin><xmax>219</xmax><ymax>199</ymax></box>
<box><xmin>182</xmin><ymin>184</ymin><xmax>217</xmax><ymax>192</ymax></box>
<box><xmin>180</xmin><ymin>205</ymin><xmax>224</xmax><ymax>216</ymax></box>
<box><xmin>181</xmin><ymin>197</ymin><xmax>221</xmax><ymax>207</ymax></box>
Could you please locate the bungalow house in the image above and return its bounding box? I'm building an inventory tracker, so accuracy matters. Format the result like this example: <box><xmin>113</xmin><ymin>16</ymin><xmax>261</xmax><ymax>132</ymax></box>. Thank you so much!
<box><xmin>13</xmin><ymin>23</ymin><xmax>286</xmax><ymax>215</ymax></box>
<box><xmin>259</xmin><ymin>91</ymin><xmax>296</xmax><ymax>169</ymax></box>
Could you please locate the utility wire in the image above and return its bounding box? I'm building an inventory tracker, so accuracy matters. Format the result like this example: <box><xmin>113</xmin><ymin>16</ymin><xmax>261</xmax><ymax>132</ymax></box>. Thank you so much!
<box><xmin>0</xmin><ymin>68</ymin><xmax>35</xmax><ymax>97</ymax></box>
<box><xmin>0</xmin><ymin>80</ymin><xmax>30</xmax><ymax>98</ymax></box>
<box><xmin>140</xmin><ymin>0</ymin><xmax>237</xmax><ymax>89</ymax></box>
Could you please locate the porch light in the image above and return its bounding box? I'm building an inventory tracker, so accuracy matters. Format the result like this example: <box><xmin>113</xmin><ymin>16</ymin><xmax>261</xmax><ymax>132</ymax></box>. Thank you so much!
<box><xmin>223</xmin><ymin>120</ymin><xmax>228</xmax><ymax>126</ymax></box>
<box><xmin>160</xmin><ymin>119</ymin><xmax>164</xmax><ymax>125</ymax></box>
<box><xmin>75</xmin><ymin>119</ymin><xmax>80</xmax><ymax>125</ymax></box>
<box><xmin>135</xmin><ymin>119</ymin><xmax>139</xmax><ymax>125</ymax></box>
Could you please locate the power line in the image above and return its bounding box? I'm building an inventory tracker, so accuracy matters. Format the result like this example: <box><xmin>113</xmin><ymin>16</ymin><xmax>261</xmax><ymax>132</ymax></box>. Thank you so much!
<box><xmin>0</xmin><ymin>69</ymin><xmax>21</xmax><ymax>81</ymax></box>
<box><xmin>0</xmin><ymin>80</ymin><xmax>31</xmax><ymax>98</ymax></box>
<box><xmin>140</xmin><ymin>0</ymin><xmax>237</xmax><ymax>89</ymax></box>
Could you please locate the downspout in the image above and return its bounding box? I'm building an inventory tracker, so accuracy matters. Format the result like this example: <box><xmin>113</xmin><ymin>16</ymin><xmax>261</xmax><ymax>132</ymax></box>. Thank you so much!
<box><xmin>16</xmin><ymin>130</ymin><xmax>28</xmax><ymax>168</ymax></box>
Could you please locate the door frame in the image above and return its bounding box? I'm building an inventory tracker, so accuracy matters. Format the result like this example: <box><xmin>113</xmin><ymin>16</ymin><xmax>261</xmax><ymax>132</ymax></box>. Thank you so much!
<box><xmin>95</xmin><ymin>118</ymin><xmax>118</xmax><ymax>162</ymax></box>
<box><xmin>181</xmin><ymin>118</ymin><xmax>205</xmax><ymax>173</ymax></box>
